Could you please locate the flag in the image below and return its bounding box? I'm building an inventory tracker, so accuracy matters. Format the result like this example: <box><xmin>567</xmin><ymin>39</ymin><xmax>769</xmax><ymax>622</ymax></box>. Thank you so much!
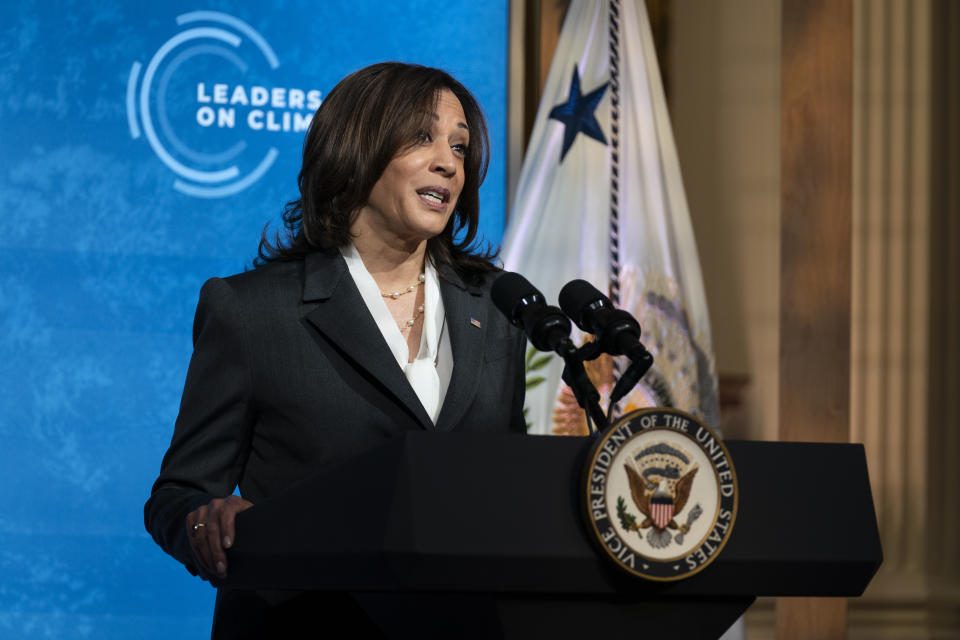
<box><xmin>502</xmin><ymin>0</ymin><xmax>720</xmax><ymax>435</ymax></box>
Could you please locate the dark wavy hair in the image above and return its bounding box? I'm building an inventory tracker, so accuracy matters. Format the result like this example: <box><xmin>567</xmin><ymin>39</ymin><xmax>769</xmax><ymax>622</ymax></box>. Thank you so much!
<box><xmin>257</xmin><ymin>62</ymin><xmax>498</xmax><ymax>282</ymax></box>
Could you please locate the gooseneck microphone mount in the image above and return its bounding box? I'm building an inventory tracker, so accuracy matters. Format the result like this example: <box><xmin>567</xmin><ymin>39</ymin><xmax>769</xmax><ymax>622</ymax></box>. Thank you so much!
<box><xmin>559</xmin><ymin>279</ymin><xmax>655</xmax><ymax>423</ymax></box>
<box><xmin>491</xmin><ymin>273</ymin><xmax>609</xmax><ymax>433</ymax></box>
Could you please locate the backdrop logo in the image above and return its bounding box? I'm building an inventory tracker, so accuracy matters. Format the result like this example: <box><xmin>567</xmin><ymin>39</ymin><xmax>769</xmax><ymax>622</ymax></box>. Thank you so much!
<box><xmin>126</xmin><ymin>11</ymin><xmax>321</xmax><ymax>198</ymax></box>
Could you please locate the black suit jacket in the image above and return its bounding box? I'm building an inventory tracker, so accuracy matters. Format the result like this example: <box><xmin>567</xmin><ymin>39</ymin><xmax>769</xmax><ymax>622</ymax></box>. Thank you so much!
<box><xmin>144</xmin><ymin>250</ymin><xmax>526</xmax><ymax>634</ymax></box>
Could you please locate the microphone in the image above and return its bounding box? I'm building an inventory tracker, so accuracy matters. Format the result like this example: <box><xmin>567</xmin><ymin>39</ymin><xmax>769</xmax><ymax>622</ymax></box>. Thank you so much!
<box><xmin>558</xmin><ymin>279</ymin><xmax>647</xmax><ymax>362</ymax></box>
<box><xmin>491</xmin><ymin>272</ymin><xmax>572</xmax><ymax>353</ymax></box>
<box><xmin>559</xmin><ymin>279</ymin><xmax>654</xmax><ymax>413</ymax></box>
<box><xmin>492</xmin><ymin>271</ymin><xmax>607</xmax><ymax>431</ymax></box>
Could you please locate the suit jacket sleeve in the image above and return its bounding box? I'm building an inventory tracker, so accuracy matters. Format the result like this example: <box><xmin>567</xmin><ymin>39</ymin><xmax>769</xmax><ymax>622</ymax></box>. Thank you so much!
<box><xmin>144</xmin><ymin>277</ymin><xmax>256</xmax><ymax>576</ymax></box>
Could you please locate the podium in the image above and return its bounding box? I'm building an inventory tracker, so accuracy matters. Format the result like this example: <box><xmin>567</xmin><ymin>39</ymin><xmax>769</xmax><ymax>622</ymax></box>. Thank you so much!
<box><xmin>221</xmin><ymin>432</ymin><xmax>881</xmax><ymax>638</ymax></box>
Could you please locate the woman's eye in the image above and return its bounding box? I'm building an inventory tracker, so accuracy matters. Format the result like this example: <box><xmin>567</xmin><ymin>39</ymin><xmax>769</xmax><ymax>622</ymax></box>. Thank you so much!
<box><xmin>452</xmin><ymin>143</ymin><xmax>467</xmax><ymax>157</ymax></box>
<box><xmin>416</xmin><ymin>131</ymin><xmax>432</xmax><ymax>144</ymax></box>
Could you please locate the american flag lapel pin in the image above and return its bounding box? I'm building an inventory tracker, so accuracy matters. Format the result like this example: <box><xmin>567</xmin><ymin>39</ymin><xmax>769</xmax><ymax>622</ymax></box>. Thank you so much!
<box><xmin>470</xmin><ymin>318</ymin><xmax>482</xmax><ymax>329</ymax></box>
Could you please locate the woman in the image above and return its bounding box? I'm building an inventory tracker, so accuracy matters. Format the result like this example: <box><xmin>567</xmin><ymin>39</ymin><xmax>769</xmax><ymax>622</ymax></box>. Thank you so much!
<box><xmin>144</xmin><ymin>62</ymin><xmax>526</xmax><ymax>635</ymax></box>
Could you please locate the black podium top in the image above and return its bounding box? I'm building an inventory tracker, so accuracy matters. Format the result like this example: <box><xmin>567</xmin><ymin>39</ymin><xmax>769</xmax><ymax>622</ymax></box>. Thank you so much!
<box><xmin>222</xmin><ymin>432</ymin><xmax>881</xmax><ymax>598</ymax></box>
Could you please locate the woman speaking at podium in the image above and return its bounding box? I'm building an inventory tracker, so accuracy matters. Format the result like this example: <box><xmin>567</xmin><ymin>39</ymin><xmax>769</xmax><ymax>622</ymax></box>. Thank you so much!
<box><xmin>144</xmin><ymin>62</ymin><xmax>526</xmax><ymax>636</ymax></box>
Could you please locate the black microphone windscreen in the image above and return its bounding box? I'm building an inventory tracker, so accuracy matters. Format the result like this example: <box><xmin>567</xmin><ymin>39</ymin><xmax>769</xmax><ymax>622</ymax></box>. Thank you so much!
<box><xmin>491</xmin><ymin>271</ymin><xmax>542</xmax><ymax>318</ymax></box>
<box><xmin>558</xmin><ymin>279</ymin><xmax>607</xmax><ymax>320</ymax></box>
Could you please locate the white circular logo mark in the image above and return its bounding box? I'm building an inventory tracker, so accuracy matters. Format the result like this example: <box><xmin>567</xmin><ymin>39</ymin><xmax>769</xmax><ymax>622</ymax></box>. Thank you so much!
<box><xmin>126</xmin><ymin>11</ymin><xmax>321</xmax><ymax>199</ymax></box>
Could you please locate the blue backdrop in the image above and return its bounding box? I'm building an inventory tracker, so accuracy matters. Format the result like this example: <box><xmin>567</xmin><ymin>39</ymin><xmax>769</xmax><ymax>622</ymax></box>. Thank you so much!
<box><xmin>0</xmin><ymin>2</ymin><xmax>507</xmax><ymax>637</ymax></box>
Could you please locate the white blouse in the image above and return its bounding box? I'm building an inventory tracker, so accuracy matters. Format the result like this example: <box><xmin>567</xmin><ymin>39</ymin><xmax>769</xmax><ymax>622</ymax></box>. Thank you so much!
<box><xmin>340</xmin><ymin>244</ymin><xmax>453</xmax><ymax>423</ymax></box>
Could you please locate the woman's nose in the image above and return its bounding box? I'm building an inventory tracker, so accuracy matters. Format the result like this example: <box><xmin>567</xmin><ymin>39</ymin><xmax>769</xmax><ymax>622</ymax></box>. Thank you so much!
<box><xmin>430</xmin><ymin>145</ymin><xmax>456</xmax><ymax>176</ymax></box>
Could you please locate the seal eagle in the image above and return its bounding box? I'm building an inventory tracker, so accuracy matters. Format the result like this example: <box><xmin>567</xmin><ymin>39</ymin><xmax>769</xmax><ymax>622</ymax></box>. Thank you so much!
<box><xmin>624</xmin><ymin>463</ymin><xmax>698</xmax><ymax>532</ymax></box>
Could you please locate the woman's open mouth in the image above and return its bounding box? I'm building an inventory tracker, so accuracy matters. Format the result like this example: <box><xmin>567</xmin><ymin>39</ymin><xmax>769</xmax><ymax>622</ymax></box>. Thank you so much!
<box><xmin>417</xmin><ymin>186</ymin><xmax>450</xmax><ymax>209</ymax></box>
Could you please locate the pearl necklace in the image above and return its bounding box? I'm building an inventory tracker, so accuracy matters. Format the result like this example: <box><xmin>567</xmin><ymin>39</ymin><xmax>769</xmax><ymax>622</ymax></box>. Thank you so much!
<box><xmin>381</xmin><ymin>273</ymin><xmax>425</xmax><ymax>299</ymax></box>
<box><xmin>381</xmin><ymin>273</ymin><xmax>425</xmax><ymax>332</ymax></box>
<box><xmin>400</xmin><ymin>304</ymin><xmax>426</xmax><ymax>332</ymax></box>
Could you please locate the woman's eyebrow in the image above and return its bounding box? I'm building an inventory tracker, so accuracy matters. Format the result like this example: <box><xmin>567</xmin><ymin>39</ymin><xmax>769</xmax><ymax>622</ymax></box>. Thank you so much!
<box><xmin>430</xmin><ymin>113</ymin><xmax>469</xmax><ymax>130</ymax></box>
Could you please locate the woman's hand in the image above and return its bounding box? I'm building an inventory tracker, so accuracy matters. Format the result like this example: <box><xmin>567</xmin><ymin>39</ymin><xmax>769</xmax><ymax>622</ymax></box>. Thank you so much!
<box><xmin>186</xmin><ymin>495</ymin><xmax>254</xmax><ymax>579</ymax></box>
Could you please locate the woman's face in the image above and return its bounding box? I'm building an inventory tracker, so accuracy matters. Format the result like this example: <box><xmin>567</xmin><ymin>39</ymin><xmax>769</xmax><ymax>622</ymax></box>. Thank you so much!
<box><xmin>356</xmin><ymin>89</ymin><xmax>469</xmax><ymax>245</ymax></box>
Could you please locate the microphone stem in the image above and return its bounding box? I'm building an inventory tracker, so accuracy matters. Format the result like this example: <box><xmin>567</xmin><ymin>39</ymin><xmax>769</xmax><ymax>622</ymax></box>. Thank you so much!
<box><xmin>557</xmin><ymin>339</ymin><xmax>608</xmax><ymax>433</ymax></box>
<box><xmin>607</xmin><ymin>349</ymin><xmax>655</xmax><ymax>420</ymax></box>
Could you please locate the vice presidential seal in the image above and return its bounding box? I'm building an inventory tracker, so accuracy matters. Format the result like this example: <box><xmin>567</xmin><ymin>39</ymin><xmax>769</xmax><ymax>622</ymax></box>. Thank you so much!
<box><xmin>582</xmin><ymin>408</ymin><xmax>738</xmax><ymax>581</ymax></box>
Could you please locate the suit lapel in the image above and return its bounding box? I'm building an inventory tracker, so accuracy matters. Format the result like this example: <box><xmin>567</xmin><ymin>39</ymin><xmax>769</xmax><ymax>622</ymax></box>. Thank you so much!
<box><xmin>435</xmin><ymin>266</ymin><xmax>487</xmax><ymax>432</ymax></box>
<box><xmin>301</xmin><ymin>251</ymin><xmax>435</xmax><ymax>430</ymax></box>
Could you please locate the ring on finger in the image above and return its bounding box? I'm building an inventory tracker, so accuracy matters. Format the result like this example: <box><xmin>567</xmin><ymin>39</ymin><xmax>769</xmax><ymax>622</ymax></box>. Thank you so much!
<box><xmin>192</xmin><ymin>522</ymin><xmax>206</xmax><ymax>532</ymax></box>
